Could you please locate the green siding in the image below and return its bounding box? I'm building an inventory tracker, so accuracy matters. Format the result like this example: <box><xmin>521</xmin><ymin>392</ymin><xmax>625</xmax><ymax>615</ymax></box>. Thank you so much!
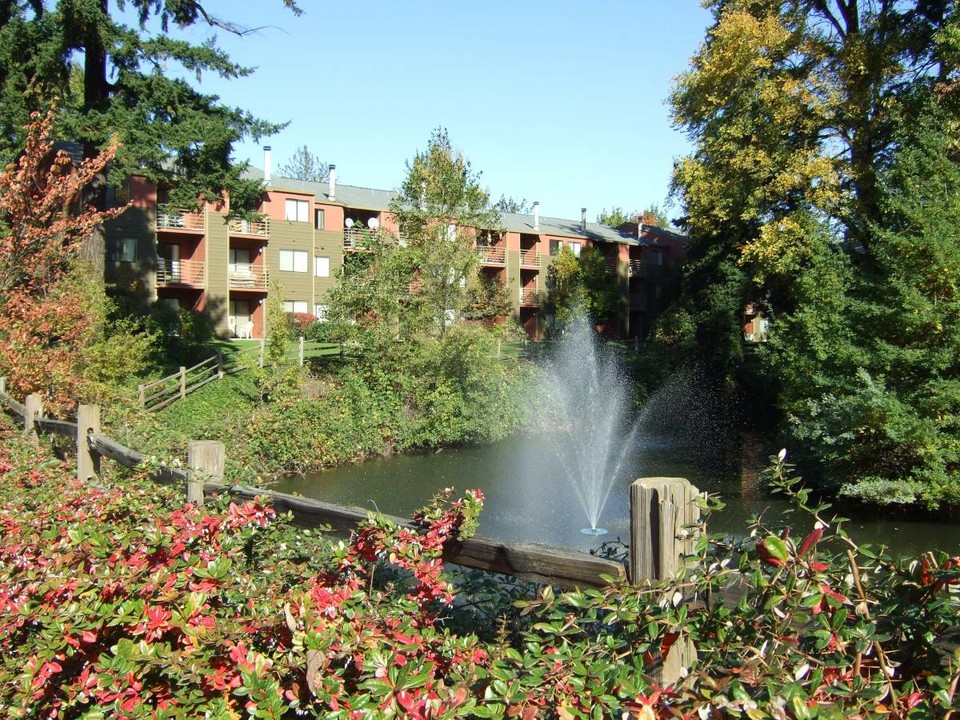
<box><xmin>206</xmin><ymin>212</ymin><xmax>230</xmax><ymax>335</ymax></box>
<box><xmin>313</xmin><ymin>229</ymin><xmax>344</xmax><ymax>305</ymax></box>
<box><xmin>267</xmin><ymin>220</ymin><xmax>314</xmax><ymax>305</ymax></box>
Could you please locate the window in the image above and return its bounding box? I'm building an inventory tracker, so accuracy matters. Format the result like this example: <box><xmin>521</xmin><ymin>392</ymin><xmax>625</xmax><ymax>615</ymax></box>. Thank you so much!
<box><xmin>283</xmin><ymin>300</ymin><xmax>308</xmax><ymax>314</ymax></box>
<box><xmin>314</xmin><ymin>256</ymin><xmax>330</xmax><ymax>277</ymax></box>
<box><xmin>314</xmin><ymin>304</ymin><xmax>328</xmax><ymax>322</ymax></box>
<box><xmin>654</xmin><ymin>248</ymin><xmax>665</xmax><ymax>266</ymax></box>
<box><xmin>570</xmin><ymin>242</ymin><xmax>582</xmax><ymax>258</ymax></box>
<box><xmin>549</xmin><ymin>239</ymin><xmax>561</xmax><ymax>256</ymax></box>
<box><xmin>315</xmin><ymin>208</ymin><xmax>325</xmax><ymax>230</ymax></box>
<box><xmin>285</xmin><ymin>199</ymin><xmax>309</xmax><ymax>222</ymax></box>
<box><xmin>279</xmin><ymin>249</ymin><xmax>308</xmax><ymax>272</ymax></box>
<box><xmin>120</xmin><ymin>237</ymin><xmax>137</xmax><ymax>263</ymax></box>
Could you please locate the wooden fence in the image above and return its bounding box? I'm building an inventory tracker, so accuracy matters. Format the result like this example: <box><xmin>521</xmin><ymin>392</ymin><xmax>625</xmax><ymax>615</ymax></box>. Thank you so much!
<box><xmin>137</xmin><ymin>338</ymin><xmax>344</xmax><ymax>411</ymax></box>
<box><xmin>1</xmin><ymin>379</ymin><xmax>704</xmax><ymax>682</ymax></box>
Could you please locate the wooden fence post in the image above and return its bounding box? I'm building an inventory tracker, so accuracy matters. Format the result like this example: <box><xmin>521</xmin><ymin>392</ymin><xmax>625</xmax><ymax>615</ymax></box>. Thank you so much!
<box><xmin>630</xmin><ymin>477</ymin><xmax>701</xmax><ymax>687</ymax></box>
<box><xmin>187</xmin><ymin>440</ymin><xmax>224</xmax><ymax>506</ymax></box>
<box><xmin>138</xmin><ymin>384</ymin><xmax>145</xmax><ymax>406</ymax></box>
<box><xmin>24</xmin><ymin>393</ymin><xmax>42</xmax><ymax>443</ymax></box>
<box><xmin>497</xmin><ymin>340</ymin><xmax>501</xmax><ymax>360</ymax></box>
<box><xmin>216</xmin><ymin>351</ymin><xmax>224</xmax><ymax>379</ymax></box>
<box><xmin>179</xmin><ymin>366</ymin><xmax>187</xmax><ymax>399</ymax></box>
<box><xmin>0</xmin><ymin>377</ymin><xmax>6</xmax><ymax>395</ymax></box>
<box><xmin>258</xmin><ymin>339</ymin><xmax>265</xmax><ymax>368</ymax></box>
<box><xmin>298</xmin><ymin>336</ymin><xmax>304</xmax><ymax>366</ymax></box>
<box><xmin>77</xmin><ymin>404</ymin><xmax>101</xmax><ymax>481</ymax></box>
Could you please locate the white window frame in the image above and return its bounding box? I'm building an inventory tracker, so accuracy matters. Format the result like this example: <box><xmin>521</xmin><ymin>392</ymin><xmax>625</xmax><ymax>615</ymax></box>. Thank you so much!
<box><xmin>285</xmin><ymin>198</ymin><xmax>309</xmax><ymax>223</ymax></box>
<box><xmin>282</xmin><ymin>300</ymin><xmax>308</xmax><ymax>314</ymax></box>
<box><xmin>569</xmin><ymin>242</ymin><xmax>582</xmax><ymax>258</ymax></box>
<box><xmin>314</xmin><ymin>256</ymin><xmax>330</xmax><ymax>277</ymax></box>
<box><xmin>315</xmin><ymin>208</ymin><xmax>325</xmax><ymax>230</ymax></box>
<box><xmin>279</xmin><ymin>249</ymin><xmax>308</xmax><ymax>273</ymax></box>
<box><xmin>314</xmin><ymin>304</ymin><xmax>328</xmax><ymax>322</ymax></box>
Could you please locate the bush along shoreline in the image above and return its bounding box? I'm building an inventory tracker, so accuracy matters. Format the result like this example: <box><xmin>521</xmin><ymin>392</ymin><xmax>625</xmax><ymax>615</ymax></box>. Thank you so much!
<box><xmin>110</xmin><ymin>325</ymin><xmax>540</xmax><ymax>485</ymax></box>
<box><xmin>2</xmin><ymin>415</ymin><xmax>959</xmax><ymax>717</ymax></box>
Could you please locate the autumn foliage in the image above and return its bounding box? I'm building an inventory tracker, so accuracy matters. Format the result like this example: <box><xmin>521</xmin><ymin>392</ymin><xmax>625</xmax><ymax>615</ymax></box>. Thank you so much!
<box><xmin>0</xmin><ymin>107</ymin><xmax>125</xmax><ymax>414</ymax></box>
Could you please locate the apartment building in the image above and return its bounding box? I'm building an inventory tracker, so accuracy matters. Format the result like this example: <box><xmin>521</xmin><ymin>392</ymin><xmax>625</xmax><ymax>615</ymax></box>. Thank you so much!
<box><xmin>104</xmin><ymin>148</ymin><xmax>688</xmax><ymax>340</ymax></box>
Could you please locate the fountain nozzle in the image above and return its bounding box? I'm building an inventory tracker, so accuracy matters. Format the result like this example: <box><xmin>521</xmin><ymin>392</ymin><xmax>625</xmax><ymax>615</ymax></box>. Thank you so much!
<box><xmin>580</xmin><ymin>527</ymin><xmax>608</xmax><ymax>536</ymax></box>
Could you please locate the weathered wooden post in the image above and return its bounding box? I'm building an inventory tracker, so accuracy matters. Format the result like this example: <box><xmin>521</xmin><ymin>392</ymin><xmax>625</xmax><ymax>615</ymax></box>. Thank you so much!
<box><xmin>179</xmin><ymin>366</ymin><xmax>187</xmax><ymax>399</ymax></box>
<box><xmin>298</xmin><ymin>336</ymin><xmax>304</xmax><ymax>366</ymax></box>
<box><xmin>0</xmin><ymin>376</ymin><xmax>6</xmax><ymax>395</ymax></box>
<box><xmin>497</xmin><ymin>340</ymin><xmax>502</xmax><ymax>360</ymax></box>
<box><xmin>630</xmin><ymin>477</ymin><xmax>702</xmax><ymax>687</ymax></box>
<box><xmin>77</xmin><ymin>404</ymin><xmax>101</xmax><ymax>481</ymax></box>
<box><xmin>137</xmin><ymin>384</ymin><xmax>145</xmax><ymax>407</ymax></box>
<box><xmin>24</xmin><ymin>393</ymin><xmax>43</xmax><ymax>443</ymax></box>
<box><xmin>258</xmin><ymin>338</ymin><xmax>265</xmax><ymax>368</ymax></box>
<box><xmin>187</xmin><ymin>440</ymin><xmax>224</xmax><ymax>506</ymax></box>
<box><xmin>216</xmin><ymin>351</ymin><xmax>224</xmax><ymax>379</ymax></box>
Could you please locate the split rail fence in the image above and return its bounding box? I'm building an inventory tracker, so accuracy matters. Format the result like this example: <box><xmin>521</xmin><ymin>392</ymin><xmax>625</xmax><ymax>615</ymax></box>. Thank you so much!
<box><xmin>1</xmin><ymin>379</ymin><xmax>705</xmax><ymax>683</ymax></box>
<box><xmin>137</xmin><ymin>338</ymin><xmax>344</xmax><ymax>411</ymax></box>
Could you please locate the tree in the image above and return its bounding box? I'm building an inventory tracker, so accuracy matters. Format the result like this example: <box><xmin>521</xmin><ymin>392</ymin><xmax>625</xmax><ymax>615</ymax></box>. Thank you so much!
<box><xmin>493</xmin><ymin>195</ymin><xmax>531</xmax><ymax>214</ymax></box>
<box><xmin>0</xmin><ymin>1</ymin><xmax>300</xmax><ymax>219</ymax></box>
<box><xmin>277</xmin><ymin>145</ymin><xmax>329</xmax><ymax>183</ymax></box>
<box><xmin>597</xmin><ymin>207</ymin><xmax>635</xmax><ymax>227</ymax></box>
<box><xmin>0</xmin><ymin>107</ymin><xmax>128</xmax><ymax>413</ymax></box>
<box><xmin>389</xmin><ymin>128</ymin><xmax>500</xmax><ymax>337</ymax></box>
<box><xmin>547</xmin><ymin>245</ymin><xmax>620</xmax><ymax>330</ymax></box>
<box><xmin>773</xmin><ymin>100</ymin><xmax>960</xmax><ymax>507</ymax></box>
<box><xmin>669</xmin><ymin>0</ymin><xmax>960</xmax><ymax>503</ymax></box>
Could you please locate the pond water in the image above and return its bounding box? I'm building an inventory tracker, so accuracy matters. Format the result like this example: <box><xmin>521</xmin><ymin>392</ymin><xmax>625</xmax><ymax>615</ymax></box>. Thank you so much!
<box><xmin>274</xmin><ymin>431</ymin><xmax>960</xmax><ymax>558</ymax></box>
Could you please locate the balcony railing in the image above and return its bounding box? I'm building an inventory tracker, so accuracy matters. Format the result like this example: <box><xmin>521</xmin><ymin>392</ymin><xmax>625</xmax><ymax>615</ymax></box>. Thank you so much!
<box><xmin>156</xmin><ymin>258</ymin><xmax>205</xmax><ymax>286</ymax></box>
<box><xmin>477</xmin><ymin>245</ymin><xmax>506</xmax><ymax>265</ymax></box>
<box><xmin>228</xmin><ymin>217</ymin><xmax>270</xmax><ymax>238</ymax></box>
<box><xmin>520</xmin><ymin>248</ymin><xmax>542</xmax><ymax>269</ymax></box>
<box><xmin>157</xmin><ymin>206</ymin><xmax>204</xmax><ymax>231</ymax></box>
<box><xmin>228</xmin><ymin>263</ymin><xmax>269</xmax><ymax>290</ymax></box>
<box><xmin>520</xmin><ymin>288</ymin><xmax>541</xmax><ymax>306</ymax></box>
<box><xmin>629</xmin><ymin>259</ymin><xmax>647</xmax><ymax>278</ymax></box>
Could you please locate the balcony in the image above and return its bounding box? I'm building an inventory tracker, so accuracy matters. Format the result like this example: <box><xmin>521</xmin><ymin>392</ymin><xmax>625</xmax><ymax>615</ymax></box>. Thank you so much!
<box><xmin>520</xmin><ymin>288</ymin><xmax>542</xmax><ymax>307</ymax></box>
<box><xmin>157</xmin><ymin>205</ymin><xmax>204</xmax><ymax>232</ymax></box>
<box><xmin>156</xmin><ymin>259</ymin><xmax>205</xmax><ymax>287</ymax></box>
<box><xmin>629</xmin><ymin>259</ymin><xmax>647</xmax><ymax>278</ymax></box>
<box><xmin>477</xmin><ymin>245</ymin><xmax>506</xmax><ymax>265</ymax></box>
<box><xmin>228</xmin><ymin>217</ymin><xmax>270</xmax><ymax>238</ymax></box>
<box><xmin>228</xmin><ymin>263</ymin><xmax>269</xmax><ymax>290</ymax></box>
<box><xmin>520</xmin><ymin>248</ymin><xmax>542</xmax><ymax>269</ymax></box>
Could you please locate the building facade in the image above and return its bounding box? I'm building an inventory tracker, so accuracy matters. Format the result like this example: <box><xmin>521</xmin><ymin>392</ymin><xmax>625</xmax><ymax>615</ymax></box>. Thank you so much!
<box><xmin>105</xmin><ymin>149</ymin><xmax>688</xmax><ymax>340</ymax></box>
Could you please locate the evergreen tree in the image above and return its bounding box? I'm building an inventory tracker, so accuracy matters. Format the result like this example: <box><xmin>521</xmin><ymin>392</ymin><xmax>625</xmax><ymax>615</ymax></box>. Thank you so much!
<box><xmin>0</xmin><ymin>1</ymin><xmax>299</xmax><ymax>212</ymax></box>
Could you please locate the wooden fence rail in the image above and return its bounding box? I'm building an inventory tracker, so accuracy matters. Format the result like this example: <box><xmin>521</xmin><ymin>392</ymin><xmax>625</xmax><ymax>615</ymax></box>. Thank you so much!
<box><xmin>136</xmin><ymin>340</ymin><xmax>345</xmax><ymax>412</ymax></box>
<box><xmin>0</xmin><ymin>379</ymin><xmax>709</xmax><ymax>683</ymax></box>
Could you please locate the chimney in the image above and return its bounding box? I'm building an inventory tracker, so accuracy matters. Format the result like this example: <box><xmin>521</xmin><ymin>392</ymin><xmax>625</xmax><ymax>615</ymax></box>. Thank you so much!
<box><xmin>328</xmin><ymin>164</ymin><xmax>337</xmax><ymax>202</ymax></box>
<box><xmin>263</xmin><ymin>146</ymin><xmax>272</xmax><ymax>183</ymax></box>
<box><xmin>581</xmin><ymin>207</ymin><xmax>587</xmax><ymax>233</ymax></box>
<box><xmin>533</xmin><ymin>201</ymin><xmax>540</xmax><ymax>231</ymax></box>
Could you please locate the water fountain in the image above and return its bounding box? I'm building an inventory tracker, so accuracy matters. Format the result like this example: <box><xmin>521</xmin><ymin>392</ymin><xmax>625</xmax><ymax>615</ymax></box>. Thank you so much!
<box><xmin>540</xmin><ymin>317</ymin><xmax>643</xmax><ymax>536</ymax></box>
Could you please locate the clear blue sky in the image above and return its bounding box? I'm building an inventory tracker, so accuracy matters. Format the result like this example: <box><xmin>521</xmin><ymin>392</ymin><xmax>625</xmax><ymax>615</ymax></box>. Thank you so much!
<box><xmin>178</xmin><ymin>1</ymin><xmax>712</xmax><ymax>223</ymax></box>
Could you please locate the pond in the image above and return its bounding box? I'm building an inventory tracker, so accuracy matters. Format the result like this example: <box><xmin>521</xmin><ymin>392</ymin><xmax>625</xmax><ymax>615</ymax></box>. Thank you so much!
<box><xmin>274</xmin><ymin>431</ymin><xmax>960</xmax><ymax>558</ymax></box>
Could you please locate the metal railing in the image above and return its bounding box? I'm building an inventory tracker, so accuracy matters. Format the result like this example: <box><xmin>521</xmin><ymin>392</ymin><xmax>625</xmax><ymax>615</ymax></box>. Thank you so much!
<box><xmin>520</xmin><ymin>248</ymin><xmax>542</xmax><ymax>268</ymax></box>
<box><xmin>156</xmin><ymin>259</ymin><xmax>206</xmax><ymax>286</ymax></box>
<box><xmin>629</xmin><ymin>259</ymin><xmax>647</xmax><ymax>278</ymax></box>
<box><xmin>157</xmin><ymin>206</ymin><xmax>204</xmax><ymax>231</ymax></box>
<box><xmin>228</xmin><ymin>263</ymin><xmax>270</xmax><ymax>290</ymax></box>
<box><xmin>477</xmin><ymin>245</ymin><xmax>506</xmax><ymax>265</ymax></box>
<box><xmin>227</xmin><ymin>217</ymin><xmax>270</xmax><ymax>237</ymax></box>
<box><xmin>520</xmin><ymin>288</ymin><xmax>542</xmax><ymax>306</ymax></box>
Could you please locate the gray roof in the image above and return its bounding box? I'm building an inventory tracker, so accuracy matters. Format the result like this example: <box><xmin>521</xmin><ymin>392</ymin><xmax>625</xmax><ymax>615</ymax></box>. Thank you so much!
<box><xmin>244</xmin><ymin>166</ymin><xmax>686</xmax><ymax>246</ymax></box>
